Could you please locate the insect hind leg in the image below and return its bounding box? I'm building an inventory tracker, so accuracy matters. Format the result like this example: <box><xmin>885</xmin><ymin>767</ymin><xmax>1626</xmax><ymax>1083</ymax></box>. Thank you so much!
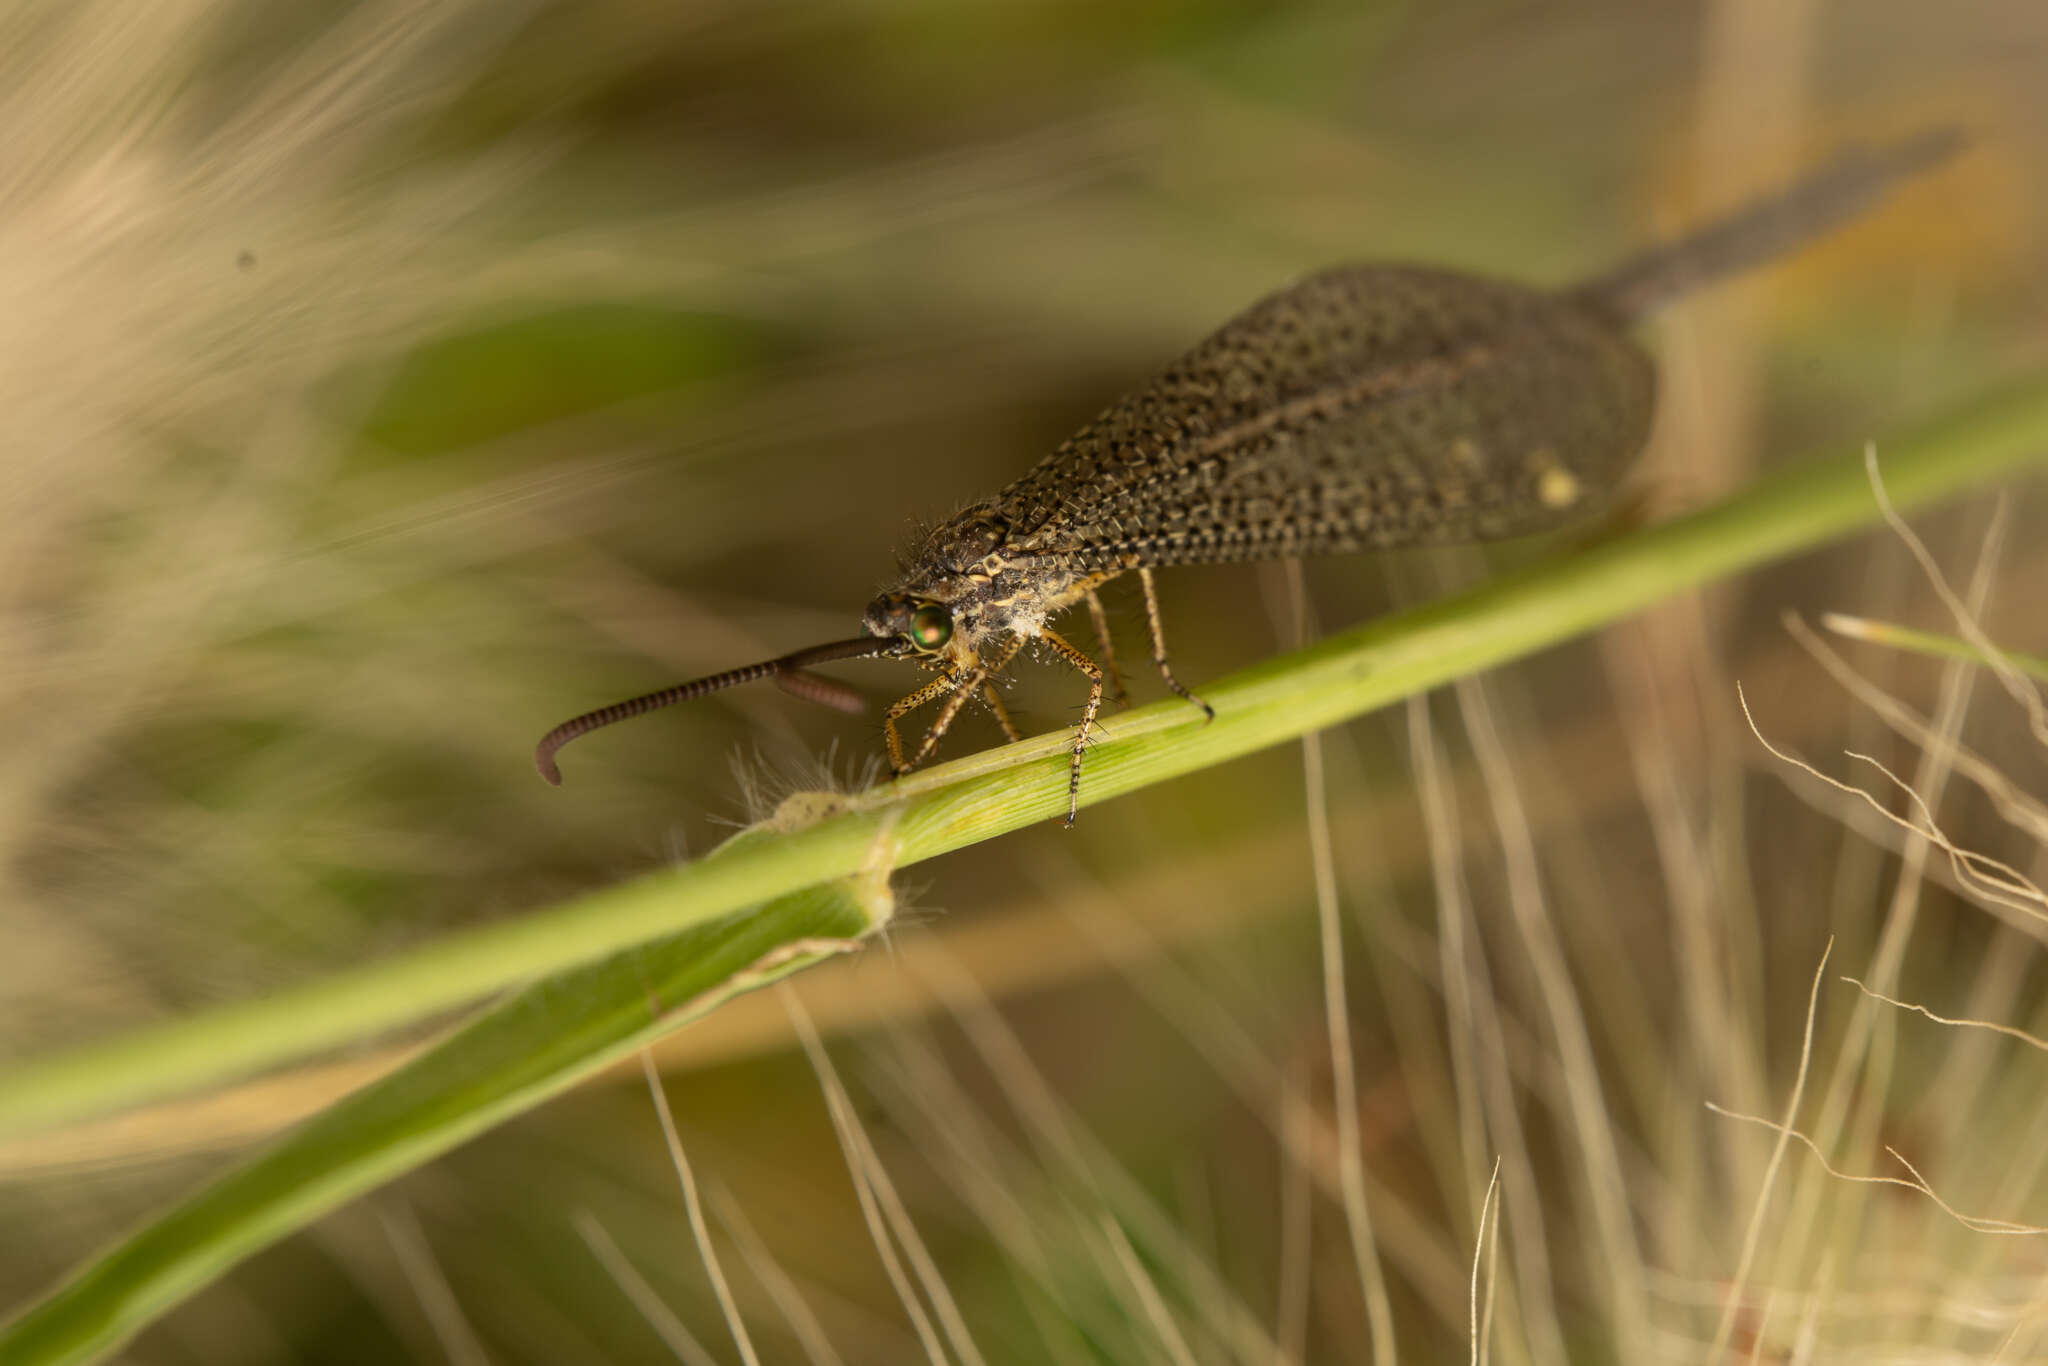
<box><xmin>1139</xmin><ymin>568</ymin><xmax>1214</xmax><ymax>721</ymax></box>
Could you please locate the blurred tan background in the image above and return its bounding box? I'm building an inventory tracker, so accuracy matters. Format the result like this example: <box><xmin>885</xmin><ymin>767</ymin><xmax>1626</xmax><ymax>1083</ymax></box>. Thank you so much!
<box><xmin>2</xmin><ymin>1</ymin><xmax>2046</xmax><ymax>1362</ymax></box>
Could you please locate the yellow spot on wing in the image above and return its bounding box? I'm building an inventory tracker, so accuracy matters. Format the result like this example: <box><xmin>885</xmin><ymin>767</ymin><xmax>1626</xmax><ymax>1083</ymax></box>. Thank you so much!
<box><xmin>1530</xmin><ymin>449</ymin><xmax>1581</xmax><ymax>511</ymax></box>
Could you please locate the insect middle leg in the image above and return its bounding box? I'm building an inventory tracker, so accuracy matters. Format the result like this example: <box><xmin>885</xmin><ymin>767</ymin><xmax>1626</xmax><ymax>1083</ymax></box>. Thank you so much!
<box><xmin>1138</xmin><ymin>567</ymin><xmax>1214</xmax><ymax>720</ymax></box>
<box><xmin>1037</xmin><ymin>627</ymin><xmax>1106</xmax><ymax>827</ymax></box>
<box><xmin>981</xmin><ymin>682</ymin><xmax>1021</xmax><ymax>743</ymax></box>
<box><xmin>1083</xmin><ymin>588</ymin><xmax>1129</xmax><ymax>708</ymax></box>
<box><xmin>977</xmin><ymin>636</ymin><xmax>1025</xmax><ymax>743</ymax></box>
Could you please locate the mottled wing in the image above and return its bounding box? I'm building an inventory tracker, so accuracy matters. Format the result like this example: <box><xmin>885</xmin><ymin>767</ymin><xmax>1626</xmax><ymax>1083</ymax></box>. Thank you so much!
<box><xmin>999</xmin><ymin>265</ymin><xmax>1654</xmax><ymax>573</ymax></box>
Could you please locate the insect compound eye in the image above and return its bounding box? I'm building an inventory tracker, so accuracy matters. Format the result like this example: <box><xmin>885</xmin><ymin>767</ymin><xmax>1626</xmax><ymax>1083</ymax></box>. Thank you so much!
<box><xmin>908</xmin><ymin>603</ymin><xmax>953</xmax><ymax>652</ymax></box>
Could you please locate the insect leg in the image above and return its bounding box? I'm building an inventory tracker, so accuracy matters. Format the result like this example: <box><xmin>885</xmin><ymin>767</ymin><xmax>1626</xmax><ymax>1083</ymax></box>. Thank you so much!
<box><xmin>1038</xmin><ymin>628</ymin><xmax>1105</xmax><ymax>827</ymax></box>
<box><xmin>978</xmin><ymin>636</ymin><xmax>1024</xmax><ymax>743</ymax></box>
<box><xmin>1138</xmin><ymin>568</ymin><xmax>1214</xmax><ymax>721</ymax></box>
<box><xmin>884</xmin><ymin>669</ymin><xmax>964</xmax><ymax>774</ymax></box>
<box><xmin>906</xmin><ymin>668</ymin><xmax>987</xmax><ymax>769</ymax></box>
<box><xmin>981</xmin><ymin>683</ymin><xmax>1021</xmax><ymax>743</ymax></box>
<box><xmin>1084</xmin><ymin>588</ymin><xmax>1129</xmax><ymax>708</ymax></box>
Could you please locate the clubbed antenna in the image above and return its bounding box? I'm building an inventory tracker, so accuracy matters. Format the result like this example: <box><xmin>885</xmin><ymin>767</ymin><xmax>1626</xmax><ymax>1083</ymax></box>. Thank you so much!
<box><xmin>535</xmin><ymin>636</ymin><xmax>909</xmax><ymax>785</ymax></box>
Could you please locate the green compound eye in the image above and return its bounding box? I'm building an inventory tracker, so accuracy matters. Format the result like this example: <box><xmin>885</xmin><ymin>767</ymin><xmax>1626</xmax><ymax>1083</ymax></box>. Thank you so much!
<box><xmin>908</xmin><ymin>603</ymin><xmax>952</xmax><ymax>652</ymax></box>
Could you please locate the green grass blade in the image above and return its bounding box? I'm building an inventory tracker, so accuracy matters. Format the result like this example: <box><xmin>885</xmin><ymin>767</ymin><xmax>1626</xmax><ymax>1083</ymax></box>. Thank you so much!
<box><xmin>1821</xmin><ymin>612</ymin><xmax>2048</xmax><ymax>680</ymax></box>
<box><xmin>0</xmin><ymin>377</ymin><xmax>2045</xmax><ymax>1146</ymax></box>
<box><xmin>0</xmin><ymin>873</ymin><xmax>890</xmax><ymax>1366</ymax></box>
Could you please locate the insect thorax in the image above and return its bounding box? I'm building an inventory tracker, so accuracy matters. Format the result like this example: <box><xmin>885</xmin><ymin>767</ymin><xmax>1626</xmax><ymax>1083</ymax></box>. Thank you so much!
<box><xmin>863</xmin><ymin>502</ymin><xmax>1082</xmax><ymax>663</ymax></box>
<box><xmin>867</xmin><ymin>547</ymin><xmax>1077</xmax><ymax>660</ymax></box>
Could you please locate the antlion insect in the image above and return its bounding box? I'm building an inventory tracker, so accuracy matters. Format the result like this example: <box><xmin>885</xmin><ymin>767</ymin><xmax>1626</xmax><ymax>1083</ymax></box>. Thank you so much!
<box><xmin>537</xmin><ymin>130</ymin><xmax>1960</xmax><ymax>824</ymax></box>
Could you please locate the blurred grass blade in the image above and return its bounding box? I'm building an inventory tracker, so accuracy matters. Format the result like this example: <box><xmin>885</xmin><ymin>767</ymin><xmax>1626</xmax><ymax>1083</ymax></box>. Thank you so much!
<box><xmin>1821</xmin><ymin>612</ymin><xmax>2048</xmax><ymax>680</ymax></box>
<box><xmin>0</xmin><ymin>378</ymin><xmax>2045</xmax><ymax>1150</ymax></box>
<box><xmin>0</xmin><ymin>874</ymin><xmax>891</xmax><ymax>1366</ymax></box>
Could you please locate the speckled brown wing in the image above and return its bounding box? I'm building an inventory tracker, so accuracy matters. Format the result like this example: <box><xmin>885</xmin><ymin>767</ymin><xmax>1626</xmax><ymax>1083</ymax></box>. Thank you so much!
<box><xmin>999</xmin><ymin>265</ymin><xmax>1655</xmax><ymax>575</ymax></box>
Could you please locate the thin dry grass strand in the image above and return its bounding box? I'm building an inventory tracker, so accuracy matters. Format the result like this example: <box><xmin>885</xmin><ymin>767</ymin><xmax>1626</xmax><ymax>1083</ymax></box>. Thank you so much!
<box><xmin>1102</xmin><ymin>1217</ymin><xmax>1204</xmax><ymax>1366</ymax></box>
<box><xmin>378</xmin><ymin>1203</ymin><xmax>493</xmax><ymax>1366</ymax></box>
<box><xmin>1766</xmin><ymin>745</ymin><xmax>2048</xmax><ymax>942</ymax></box>
<box><xmin>887</xmin><ymin>1030</ymin><xmax>1059</xmax><ymax>1270</ymax></box>
<box><xmin>572</xmin><ymin>1209</ymin><xmax>722</xmax><ymax>1366</ymax></box>
<box><xmin>1603</xmin><ymin>606</ymin><xmax>1776</xmax><ymax>1193</ymax></box>
<box><xmin>781</xmin><ymin>988</ymin><xmax>952</xmax><ymax>1366</ymax></box>
<box><xmin>1274</xmin><ymin>1054</ymin><xmax>1312</xmax><ymax>1366</ymax></box>
<box><xmin>871</xmin><ymin>1039</ymin><xmax>1036</xmax><ymax>1243</ymax></box>
<box><xmin>1409</xmin><ymin>692</ymin><xmax>1567</xmax><ymax>1366</ymax></box>
<box><xmin>1707</xmin><ymin>939</ymin><xmax>1831</xmax><ymax>1365</ymax></box>
<box><xmin>638</xmin><ymin>1050</ymin><xmax>766</xmax><ymax>1366</ymax></box>
<box><xmin>1804</xmin><ymin>461</ymin><xmax>2007</xmax><ymax>1165</ymax></box>
<box><xmin>1930</xmin><ymin>926</ymin><xmax>2039</xmax><ymax>1179</ymax></box>
<box><xmin>1841</xmin><ymin>975</ymin><xmax>2048</xmax><ymax>1054</ymax></box>
<box><xmin>1744</xmin><ymin>1290</ymin><xmax>1783</xmax><ymax>1366</ymax></box>
<box><xmin>1042</xmin><ymin>873</ymin><xmax>1468</xmax><ymax>1328</ymax></box>
<box><xmin>1478</xmin><ymin>1160</ymin><xmax>1503</xmax><ymax>1366</ymax></box>
<box><xmin>1170</xmin><ymin>1161</ymin><xmax>1221</xmax><ymax>1316</ymax></box>
<box><xmin>1788</xmin><ymin>1260</ymin><xmax>1829</xmax><ymax>1366</ymax></box>
<box><xmin>1889</xmin><ymin>1145</ymin><xmax>2048</xmax><ymax>1237</ymax></box>
<box><xmin>1987</xmin><ymin>1273</ymin><xmax>2048</xmax><ymax>1363</ymax></box>
<box><xmin>1970</xmin><ymin>1100</ymin><xmax>2048</xmax><ymax>1277</ymax></box>
<box><xmin>1284</xmin><ymin>562</ymin><xmax>1399</xmax><ymax>1366</ymax></box>
<box><xmin>904</xmin><ymin>945</ymin><xmax>1291</xmax><ymax>1366</ymax></box>
<box><xmin>794</xmin><ymin>1057</ymin><xmax>992</xmax><ymax>1366</ymax></box>
<box><xmin>1406</xmin><ymin>698</ymin><xmax>1491</xmax><ymax>1201</ymax></box>
<box><xmin>1864</xmin><ymin>445</ymin><xmax>2048</xmax><ymax>748</ymax></box>
<box><xmin>1752</xmin><ymin>525</ymin><xmax>2005</xmax><ymax>1312</ymax></box>
<box><xmin>1737</xmin><ymin>689</ymin><xmax>2047</xmax><ymax>924</ymax></box>
<box><xmin>708</xmin><ymin>1189</ymin><xmax>851</xmax><ymax>1366</ymax></box>
<box><xmin>1468</xmin><ymin>1157</ymin><xmax>1501</xmax><ymax>1366</ymax></box>
<box><xmin>868</xmin><ymin>1033</ymin><xmax>1115</xmax><ymax>1361</ymax></box>
<box><xmin>1643</xmin><ymin>1258</ymin><xmax>2042</xmax><ymax>1346</ymax></box>
<box><xmin>1786</xmin><ymin>612</ymin><xmax>2048</xmax><ymax>847</ymax></box>
<box><xmin>184</xmin><ymin>2</ymin><xmax>510</xmax><ymax>202</ymax></box>
<box><xmin>1703</xmin><ymin>1102</ymin><xmax>2048</xmax><ymax>1235</ymax></box>
<box><xmin>1842</xmin><ymin>749</ymin><xmax>2044</xmax><ymax>912</ymax></box>
<box><xmin>1457</xmin><ymin>677</ymin><xmax>1651</xmax><ymax>1359</ymax></box>
<box><xmin>873</xmin><ymin>1034</ymin><xmax>1180</xmax><ymax>1366</ymax></box>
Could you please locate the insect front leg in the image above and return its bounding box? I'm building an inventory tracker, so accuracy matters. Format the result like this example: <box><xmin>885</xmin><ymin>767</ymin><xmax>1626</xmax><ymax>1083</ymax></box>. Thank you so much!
<box><xmin>1138</xmin><ymin>567</ymin><xmax>1214</xmax><ymax>721</ymax></box>
<box><xmin>906</xmin><ymin>667</ymin><xmax>986</xmax><ymax>770</ymax></box>
<box><xmin>884</xmin><ymin>668</ymin><xmax>965</xmax><ymax>774</ymax></box>
<box><xmin>1037</xmin><ymin>628</ymin><xmax>1105</xmax><ymax>827</ymax></box>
